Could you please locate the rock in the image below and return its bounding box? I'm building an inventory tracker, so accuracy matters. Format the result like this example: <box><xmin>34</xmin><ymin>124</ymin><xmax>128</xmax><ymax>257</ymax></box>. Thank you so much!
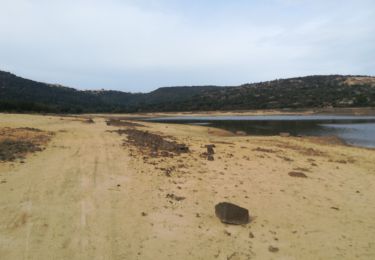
<box><xmin>207</xmin><ymin>155</ymin><xmax>214</xmax><ymax>161</ymax></box>
<box><xmin>268</xmin><ymin>246</ymin><xmax>279</xmax><ymax>253</ymax></box>
<box><xmin>279</xmin><ymin>132</ymin><xmax>290</xmax><ymax>137</ymax></box>
<box><xmin>205</xmin><ymin>144</ymin><xmax>215</xmax><ymax>154</ymax></box>
<box><xmin>166</xmin><ymin>193</ymin><xmax>186</xmax><ymax>201</ymax></box>
<box><xmin>288</xmin><ymin>171</ymin><xmax>308</xmax><ymax>178</ymax></box>
<box><xmin>215</xmin><ymin>202</ymin><xmax>250</xmax><ymax>225</ymax></box>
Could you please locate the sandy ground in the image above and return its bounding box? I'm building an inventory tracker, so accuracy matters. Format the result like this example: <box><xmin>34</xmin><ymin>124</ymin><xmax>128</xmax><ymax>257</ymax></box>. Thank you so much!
<box><xmin>0</xmin><ymin>113</ymin><xmax>375</xmax><ymax>260</ymax></box>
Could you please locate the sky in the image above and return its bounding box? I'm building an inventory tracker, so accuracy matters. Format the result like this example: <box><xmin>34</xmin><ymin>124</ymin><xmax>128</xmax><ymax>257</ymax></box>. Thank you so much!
<box><xmin>0</xmin><ymin>0</ymin><xmax>374</xmax><ymax>92</ymax></box>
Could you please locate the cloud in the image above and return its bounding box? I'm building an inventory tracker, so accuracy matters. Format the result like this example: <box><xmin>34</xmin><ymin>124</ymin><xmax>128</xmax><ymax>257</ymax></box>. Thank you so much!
<box><xmin>0</xmin><ymin>0</ymin><xmax>374</xmax><ymax>91</ymax></box>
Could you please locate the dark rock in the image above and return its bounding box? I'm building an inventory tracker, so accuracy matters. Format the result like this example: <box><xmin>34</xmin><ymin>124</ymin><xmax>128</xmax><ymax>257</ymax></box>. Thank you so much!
<box><xmin>215</xmin><ymin>202</ymin><xmax>250</xmax><ymax>225</ymax></box>
<box><xmin>176</xmin><ymin>144</ymin><xmax>189</xmax><ymax>153</ymax></box>
<box><xmin>205</xmin><ymin>144</ymin><xmax>215</xmax><ymax>154</ymax></box>
<box><xmin>207</xmin><ymin>155</ymin><xmax>214</xmax><ymax>161</ymax></box>
<box><xmin>288</xmin><ymin>171</ymin><xmax>308</xmax><ymax>178</ymax></box>
<box><xmin>166</xmin><ymin>193</ymin><xmax>186</xmax><ymax>201</ymax></box>
<box><xmin>268</xmin><ymin>246</ymin><xmax>279</xmax><ymax>253</ymax></box>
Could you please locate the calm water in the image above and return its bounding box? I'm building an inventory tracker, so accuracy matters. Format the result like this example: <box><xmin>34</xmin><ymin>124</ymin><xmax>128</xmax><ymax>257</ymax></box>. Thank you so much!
<box><xmin>145</xmin><ymin>115</ymin><xmax>375</xmax><ymax>148</ymax></box>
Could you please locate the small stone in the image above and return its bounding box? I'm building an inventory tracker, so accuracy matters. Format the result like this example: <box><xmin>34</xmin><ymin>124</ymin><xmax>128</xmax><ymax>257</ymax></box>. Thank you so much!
<box><xmin>268</xmin><ymin>246</ymin><xmax>279</xmax><ymax>253</ymax></box>
<box><xmin>166</xmin><ymin>193</ymin><xmax>186</xmax><ymax>201</ymax></box>
<box><xmin>288</xmin><ymin>171</ymin><xmax>307</xmax><ymax>178</ymax></box>
<box><xmin>224</xmin><ymin>230</ymin><xmax>231</xmax><ymax>236</ymax></box>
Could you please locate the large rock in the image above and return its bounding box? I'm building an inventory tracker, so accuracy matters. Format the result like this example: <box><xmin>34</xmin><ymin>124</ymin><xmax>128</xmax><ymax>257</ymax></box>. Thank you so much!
<box><xmin>215</xmin><ymin>202</ymin><xmax>250</xmax><ymax>225</ymax></box>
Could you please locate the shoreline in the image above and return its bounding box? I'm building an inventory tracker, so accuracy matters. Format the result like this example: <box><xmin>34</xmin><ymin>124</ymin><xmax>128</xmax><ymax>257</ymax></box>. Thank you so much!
<box><xmin>89</xmin><ymin>107</ymin><xmax>375</xmax><ymax>118</ymax></box>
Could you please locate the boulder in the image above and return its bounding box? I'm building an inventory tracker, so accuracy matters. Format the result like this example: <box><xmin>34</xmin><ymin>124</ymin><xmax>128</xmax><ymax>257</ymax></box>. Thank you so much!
<box><xmin>215</xmin><ymin>202</ymin><xmax>250</xmax><ymax>225</ymax></box>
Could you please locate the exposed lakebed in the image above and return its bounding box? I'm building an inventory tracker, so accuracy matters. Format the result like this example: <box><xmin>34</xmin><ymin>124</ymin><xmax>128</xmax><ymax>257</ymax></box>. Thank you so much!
<box><xmin>144</xmin><ymin>115</ymin><xmax>375</xmax><ymax>148</ymax></box>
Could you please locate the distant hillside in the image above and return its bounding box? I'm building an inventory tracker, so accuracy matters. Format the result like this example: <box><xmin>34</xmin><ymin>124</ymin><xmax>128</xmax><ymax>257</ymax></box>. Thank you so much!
<box><xmin>0</xmin><ymin>70</ymin><xmax>374</xmax><ymax>113</ymax></box>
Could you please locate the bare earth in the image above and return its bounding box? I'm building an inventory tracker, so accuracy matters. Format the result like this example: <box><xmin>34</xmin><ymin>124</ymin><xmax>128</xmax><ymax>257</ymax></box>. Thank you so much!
<box><xmin>0</xmin><ymin>113</ymin><xmax>375</xmax><ymax>260</ymax></box>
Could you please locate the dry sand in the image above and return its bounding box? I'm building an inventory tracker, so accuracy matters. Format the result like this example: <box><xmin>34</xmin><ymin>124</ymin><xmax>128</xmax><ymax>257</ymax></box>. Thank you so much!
<box><xmin>0</xmin><ymin>113</ymin><xmax>375</xmax><ymax>259</ymax></box>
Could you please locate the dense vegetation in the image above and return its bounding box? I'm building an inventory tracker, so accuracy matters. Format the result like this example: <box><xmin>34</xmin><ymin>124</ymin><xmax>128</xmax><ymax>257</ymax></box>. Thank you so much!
<box><xmin>0</xmin><ymin>70</ymin><xmax>374</xmax><ymax>113</ymax></box>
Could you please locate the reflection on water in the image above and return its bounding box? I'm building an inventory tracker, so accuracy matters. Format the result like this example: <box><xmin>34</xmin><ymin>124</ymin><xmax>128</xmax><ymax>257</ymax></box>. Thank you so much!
<box><xmin>145</xmin><ymin>115</ymin><xmax>375</xmax><ymax>148</ymax></box>
<box><xmin>321</xmin><ymin>123</ymin><xmax>375</xmax><ymax>148</ymax></box>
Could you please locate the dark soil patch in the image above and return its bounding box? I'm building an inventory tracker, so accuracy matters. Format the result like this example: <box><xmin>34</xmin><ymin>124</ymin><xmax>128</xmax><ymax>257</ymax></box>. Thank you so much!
<box><xmin>106</xmin><ymin>119</ymin><xmax>144</xmax><ymax>127</ymax></box>
<box><xmin>253</xmin><ymin>147</ymin><xmax>278</xmax><ymax>153</ymax></box>
<box><xmin>0</xmin><ymin>127</ymin><xmax>52</xmax><ymax>162</ymax></box>
<box><xmin>17</xmin><ymin>127</ymin><xmax>43</xmax><ymax>132</ymax></box>
<box><xmin>0</xmin><ymin>140</ymin><xmax>43</xmax><ymax>161</ymax></box>
<box><xmin>277</xmin><ymin>155</ymin><xmax>294</xmax><ymax>162</ymax></box>
<box><xmin>115</xmin><ymin>129</ymin><xmax>189</xmax><ymax>157</ymax></box>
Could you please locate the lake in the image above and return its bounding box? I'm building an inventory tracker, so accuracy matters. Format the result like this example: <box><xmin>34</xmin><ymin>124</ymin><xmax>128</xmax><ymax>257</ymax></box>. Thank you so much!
<box><xmin>144</xmin><ymin>115</ymin><xmax>375</xmax><ymax>148</ymax></box>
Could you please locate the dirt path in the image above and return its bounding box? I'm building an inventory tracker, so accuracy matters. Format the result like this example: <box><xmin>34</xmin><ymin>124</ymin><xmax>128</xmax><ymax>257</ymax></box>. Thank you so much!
<box><xmin>0</xmin><ymin>114</ymin><xmax>375</xmax><ymax>260</ymax></box>
<box><xmin>0</xmin><ymin>116</ymin><xmax>152</xmax><ymax>259</ymax></box>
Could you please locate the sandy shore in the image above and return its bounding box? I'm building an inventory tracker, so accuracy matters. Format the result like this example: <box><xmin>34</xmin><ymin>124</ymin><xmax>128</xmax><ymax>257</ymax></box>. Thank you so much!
<box><xmin>0</xmin><ymin>113</ymin><xmax>375</xmax><ymax>259</ymax></box>
<box><xmin>89</xmin><ymin>107</ymin><xmax>375</xmax><ymax>118</ymax></box>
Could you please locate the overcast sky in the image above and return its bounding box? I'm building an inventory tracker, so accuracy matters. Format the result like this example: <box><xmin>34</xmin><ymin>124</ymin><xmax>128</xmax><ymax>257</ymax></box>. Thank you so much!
<box><xmin>0</xmin><ymin>0</ymin><xmax>374</xmax><ymax>92</ymax></box>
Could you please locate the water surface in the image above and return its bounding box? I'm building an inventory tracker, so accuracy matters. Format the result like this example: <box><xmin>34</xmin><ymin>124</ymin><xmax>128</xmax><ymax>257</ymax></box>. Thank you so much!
<box><xmin>145</xmin><ymin>115</ymin><xmax>375</xmax><ymax>148</ymax></box>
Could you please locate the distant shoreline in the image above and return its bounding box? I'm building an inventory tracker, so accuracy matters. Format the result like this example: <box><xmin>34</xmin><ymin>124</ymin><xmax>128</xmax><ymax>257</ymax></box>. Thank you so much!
<box><xmin>87</xmin><ymin>107</ymin><xmax>375</xmax><ymax>119</ymax></box>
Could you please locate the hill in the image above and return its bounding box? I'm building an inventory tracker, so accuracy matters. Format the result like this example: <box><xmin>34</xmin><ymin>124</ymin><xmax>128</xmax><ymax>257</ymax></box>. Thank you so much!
<box><xmin>0</xmin><ymin>70</ymin><xmax>374</xmax><ymax>113</ymax></box>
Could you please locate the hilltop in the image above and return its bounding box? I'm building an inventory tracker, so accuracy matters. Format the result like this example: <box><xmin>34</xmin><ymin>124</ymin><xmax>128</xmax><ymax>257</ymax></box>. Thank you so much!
<box><xmin>0</xmin><ymin>70</ymin><xmax>374</xmax><ymax>113</ymax></box>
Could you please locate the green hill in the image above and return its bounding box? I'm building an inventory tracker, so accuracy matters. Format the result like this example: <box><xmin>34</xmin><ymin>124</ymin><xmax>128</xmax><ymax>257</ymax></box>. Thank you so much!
<box><xmin>0</xmin><ymin>70</ymin><xmax>374</xmax><ymax>113</ymax></box>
